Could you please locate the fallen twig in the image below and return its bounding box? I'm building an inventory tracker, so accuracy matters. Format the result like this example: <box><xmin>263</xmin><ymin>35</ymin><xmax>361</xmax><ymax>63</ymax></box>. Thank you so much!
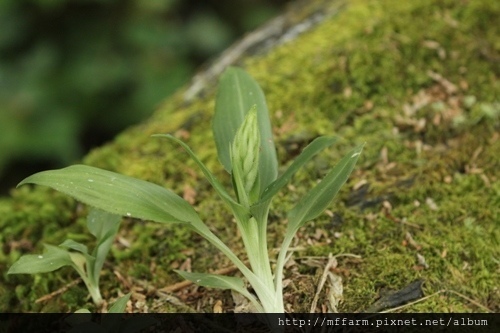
<box><xmin>35</xmin><ymin>278</ymin><xmax>82</xmax><ymax>304</ymax></box>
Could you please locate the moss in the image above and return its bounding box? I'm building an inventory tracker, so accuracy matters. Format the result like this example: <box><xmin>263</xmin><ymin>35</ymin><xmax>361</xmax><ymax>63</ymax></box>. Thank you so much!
<box><xmin>0</xmin><ymin>0</ymin><xmax>498</xmax><ymax>312</ymax></box>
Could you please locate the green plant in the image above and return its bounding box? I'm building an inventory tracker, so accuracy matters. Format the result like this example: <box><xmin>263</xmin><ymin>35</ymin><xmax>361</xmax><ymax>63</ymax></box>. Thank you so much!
<box><xmin>74</xmin><ymin>293</ymin><xmax>131</xmax><ymax>314</ymax></box>
<box><xmin>8</xmin><ymin>208</ymin><xmax>121</xmax><ymax>306</ymax></box>
<box><xmin>16</xmin><ymin>67</ymin><xmax>363</xmax><ymax>313</ymax></box>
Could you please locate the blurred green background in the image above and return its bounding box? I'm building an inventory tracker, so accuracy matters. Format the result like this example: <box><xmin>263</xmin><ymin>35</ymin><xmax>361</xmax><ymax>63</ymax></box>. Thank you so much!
<box><xmin>0</xmin><ymin>0</ymin><xmax>289</xmax><ymax>194</ymax></box>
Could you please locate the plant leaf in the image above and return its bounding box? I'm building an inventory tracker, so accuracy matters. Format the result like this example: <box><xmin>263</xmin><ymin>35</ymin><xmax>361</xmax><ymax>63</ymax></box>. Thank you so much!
<box><xmin>259</xmin><ymin>136</ymin><xmax>339</xmax><ymax>202</ymax></box>
<box><xmin>108</xmin><ymin>293</ymin><xmax>131</xmax><ymax>313</ymax></box>
<box><xmin>18</xmin><ymin>165</ymin><xmax>199</xmax><ymax>224</ymax></box>
<box><xmin>88</xmin><ymin>208</ymin><xmax>122</xmax><ymax>285</ymax></box>
<box><xmin>18</xmin><ymin>163</ymin><xmax>252</xmax><ymax>288</ymax></box>
<box><xmin>175</xmin><ymin>270</ymin><xmax>265</xmax><ymax>312</ymax></box>
<box><xmin>213</xmin><ymin>67</ymin><xmax>278</xmax><ymax>191</ymax></box>
<box><xmin>153</xmin><ymin>134</ymin><xmax>248</xmax><ymax>219</ymax></box>
<box><xmin>175</xmin><ymin>270</ymin><xmax>246</xmax><ymax>291</ymax></box>
<box><xmin>250</xmin><ymin>136</ymin><xmax>339</xmax><ymax>222</ymax></box>
<box><xmin>287</xmin><ymin>143</ymin><xmax>364</xmax><ymax>235</ymax></box>
<box><xmin>68</xmin><ymin>252</ymin><xmax>88</xmax><ymax>274</ymax></box>
<box><xmin>60</xmin><ymin>239</ymin><xmax>89</xmax><ymax>254</ymax></box>
<box><xmin>87</xmin><ymin>207</ymin><xmax>121</xmax><ymax>240</ymax></box>
<box><xmin>8</xmin><ymin>244</ymin><xmax>74</xmax><ymax>274</ymax></box>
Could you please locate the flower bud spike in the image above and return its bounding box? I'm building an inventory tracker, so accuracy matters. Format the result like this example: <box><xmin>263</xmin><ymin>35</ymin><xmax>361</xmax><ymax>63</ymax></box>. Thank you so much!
<box><xmin>231</xmin><ymin>106</ymin><xmax>261</xmax><ymax>207</ymax></box>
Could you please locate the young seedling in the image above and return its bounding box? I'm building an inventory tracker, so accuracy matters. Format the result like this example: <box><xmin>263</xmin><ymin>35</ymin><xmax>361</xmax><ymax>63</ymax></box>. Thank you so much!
<box><xmin>8</xmin><ymin>208</ymin><xmax>122</xmax><ymax>307</ymax></box>
<box><xmin>73</xmin><ymin>293</ymin><xmax>131</xmax><ymax>314</ymax></box>
<box><xmin>16</xmin><ymin>67</ymin><xmax>363</xmax><ymax>313</ymax></box>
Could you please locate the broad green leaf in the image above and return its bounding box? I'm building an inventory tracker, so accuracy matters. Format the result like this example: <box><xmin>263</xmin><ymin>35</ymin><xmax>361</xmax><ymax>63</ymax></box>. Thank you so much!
<box><xmin>87</xmin><ymin>208</ymin><xmax>121</xmax><ymax>240</ymax></box>
<box><xmin>153</xmin><ymin>134</ymin><xmax>248</xmax><ymax>219</ymax></box>
<box><xmin>213</xmin><ymin>67</ymin><xmax>278</xmax><ymax>191</ymax></box>
<box><xmin>60</xmin><ymin>239</ymin><xmax>88</xmax><ymax>254</ymax></box>
<box><xmin>91</xmin><ymin>237</ymin><xmax>115</xmax><ymax>284</ymax></box>
<box><xmin>108</xmin><ymin>293</ymin><xmax>131</xmax><ymax>313</ymax></box>
<box><xmin>18</xmin><ymin>165</ymin><xmax>199</xmax><ymax>224</ymax></box>
<box><xmin>250</xmin><ymin>136</ymin><xmax>339</xmax><ymax>222</ymax></box>
<box><xmin>18</xmin><ymin>165</ymin><xmax>250</xmax><ymax>285</ymax></box>
<box><xmin>89</xmin><ymin>209</ymin><xmax>121</xmax><ymax>285</ymax></box>
<box><xmin>68</xmin><ymin>252</ymin><xmax>88</xmax><ymax>274</ymax></box>
<box><xmin>287</xmin><ymin>144</ymin><xmax>364</xmax><ymax>235</ymax></box>
<box><xmin>8</xmin><ymin>244</ymin><xmax>73</xmax><ymax>274</ymax></box>
<box><xmin>259</xmin><ymin>136</ymin><xmax>339</xmax><ymax>203</ymax></box>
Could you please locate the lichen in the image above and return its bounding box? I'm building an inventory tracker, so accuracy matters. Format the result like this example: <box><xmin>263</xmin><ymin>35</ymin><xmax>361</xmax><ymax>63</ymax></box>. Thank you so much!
<box><xmin>0</xmin><ymin>0</ymin><xmax>498</xmax><ymax>312</ymax></box>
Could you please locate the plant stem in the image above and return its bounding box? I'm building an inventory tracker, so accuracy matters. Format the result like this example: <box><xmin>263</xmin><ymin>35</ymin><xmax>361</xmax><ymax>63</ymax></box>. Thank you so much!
<box><xmin>274</xmin><ymin>232</ymin><xmax>295</xmax><ymax>309</ymax></box>
<box><xmin>86</xmin><ymin>282</ymin><xmax>104</xmax><ymax>306</ymax></box>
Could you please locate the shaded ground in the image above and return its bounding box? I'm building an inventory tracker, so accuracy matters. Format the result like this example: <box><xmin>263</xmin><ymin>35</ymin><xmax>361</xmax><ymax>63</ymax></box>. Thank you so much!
<box><xmin>0</xmin><ymin>0</ymin><xmax>498</xmax><ymax>313</ymax></box>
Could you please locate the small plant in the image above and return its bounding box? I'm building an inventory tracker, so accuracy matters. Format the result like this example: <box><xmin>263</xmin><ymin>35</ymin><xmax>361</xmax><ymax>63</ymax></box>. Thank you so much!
<box><xmin>8</xmin><ymin>208</ymin><xmax>122</xmax><ymax>307</ymax></box>
<box><xmin>16</xmin><ymin>67</ymin><xmax>363</xmax><ymax>312</ymax></box>
<box><xmin>74</xmin><ymin>293</ymin><xmax>131</xmax><ymax>314</ymax></box>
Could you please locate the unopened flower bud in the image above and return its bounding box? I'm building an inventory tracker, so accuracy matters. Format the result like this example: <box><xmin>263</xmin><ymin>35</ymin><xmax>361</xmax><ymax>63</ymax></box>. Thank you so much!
<box><xmin>231</xmin><ymin>106</ymin><xmax>260</xmax><ymax>206</ymax></box>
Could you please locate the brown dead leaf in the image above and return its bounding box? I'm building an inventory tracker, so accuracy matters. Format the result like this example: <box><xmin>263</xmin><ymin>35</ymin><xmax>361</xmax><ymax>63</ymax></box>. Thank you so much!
<box><xmin>213</xmin><ymin>300</ymin><xmax>223</xmax><ymax>313</ymax></box>
<box><xmin>327</xmin><ymin>271</ymin><xmax>343</xmax><ymax>313</ymax></box>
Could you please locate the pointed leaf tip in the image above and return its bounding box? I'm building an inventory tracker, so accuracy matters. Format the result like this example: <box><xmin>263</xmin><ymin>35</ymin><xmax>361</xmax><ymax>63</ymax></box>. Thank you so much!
<box><xmin>18</xmin><ymin>165</ymin><xmax>200</xmax><ymax>225</ymax></box>
<box><xmin>287</xmin><ymin>143</ymin><xmax>364</xmax><ymax>233</ymax></box>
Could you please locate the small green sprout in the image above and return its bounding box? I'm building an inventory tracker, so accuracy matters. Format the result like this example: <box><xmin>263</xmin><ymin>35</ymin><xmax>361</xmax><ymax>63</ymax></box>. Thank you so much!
<box><xmin>8</xmin><ymin>208</ymin><xmax>121</xmax><ymax>307</ymax></box>
<box><xmin>16</xmin><ymin>67</ymin><xmax>363</xmax><ymax>312</ymax></box>
<box><xmin>73</xmin><ymin>293</ymin><xmax>131</xmax><ymax>314</ymax></box>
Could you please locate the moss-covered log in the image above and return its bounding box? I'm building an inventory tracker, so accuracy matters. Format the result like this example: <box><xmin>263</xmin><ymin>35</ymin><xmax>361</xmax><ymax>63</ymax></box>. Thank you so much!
<box><xmin>1</xmin><ymin>0</ymin><xmax>498</xmax><ymax>312</ymax></box>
